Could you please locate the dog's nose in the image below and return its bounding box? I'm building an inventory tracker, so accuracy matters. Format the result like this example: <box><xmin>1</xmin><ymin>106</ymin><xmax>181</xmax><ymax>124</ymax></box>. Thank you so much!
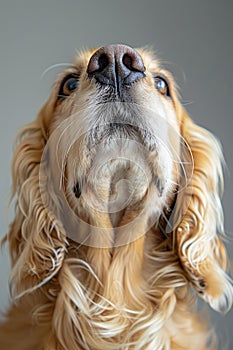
<box><xmin>87</xmin><ymin>44</ymin><xmax>146</xmax><ymax>90</ymax></box>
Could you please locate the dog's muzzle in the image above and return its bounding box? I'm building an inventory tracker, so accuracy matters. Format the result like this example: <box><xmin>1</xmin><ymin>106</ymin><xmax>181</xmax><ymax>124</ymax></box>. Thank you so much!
<box><xmin>87</xmin><ymin>44</ymin><xmax>146</xmax><ymax>95</ymax></box>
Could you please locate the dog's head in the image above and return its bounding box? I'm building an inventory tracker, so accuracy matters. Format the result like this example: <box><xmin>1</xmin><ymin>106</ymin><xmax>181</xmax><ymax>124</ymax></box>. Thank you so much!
<box><xmin>45</xmin><ymin>45</ymin><xmax>183</xmax><ymax>245</ymax></box>
<box><xmin>8</xmin><ymin>44</ymin><xmax>232</xmax><ymax>313</ymax></box>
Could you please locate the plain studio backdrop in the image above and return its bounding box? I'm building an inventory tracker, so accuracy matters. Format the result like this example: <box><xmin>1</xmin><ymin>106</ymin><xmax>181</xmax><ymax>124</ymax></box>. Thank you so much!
<box><xmin>0</xmin><ymin>0</ymin><xmax>232</xmax><ymax>347</ymax></box>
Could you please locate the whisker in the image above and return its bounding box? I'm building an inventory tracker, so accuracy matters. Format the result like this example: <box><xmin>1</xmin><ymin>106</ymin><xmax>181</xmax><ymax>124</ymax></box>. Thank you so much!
<box><xmin>40</xmin><ymin>62</ymin><xmax>73</xmax><ymax>79</ymax></box>
<box><xmin>182</xmin><ymin>100</ymin><xmax>194</xmax><ymax>107</ymax></box>
<box><xmin>159</xmin><ymin>211</ymin><xmax>174</xmax><ymax>235</ymax></box>
<box><xmin>168</xmin><ymin>180</ymin><xmax>179</xmax><ymax>187</ymax></box>
<box><xmin>167</xmin><ymin>133</ymin><xmax>194</xmax><ymax>193</ymax></box>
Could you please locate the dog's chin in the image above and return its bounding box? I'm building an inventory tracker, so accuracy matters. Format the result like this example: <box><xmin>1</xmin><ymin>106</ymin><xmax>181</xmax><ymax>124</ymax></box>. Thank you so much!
<box><xmin>86</xmin><ymin>123</ymin><xmax>157</xmax><ymax>152</ymax></box>
<box><xmin>72</xmin><ymin>132</ymin><xmax>165</xmax><ymax>209</ymax></box>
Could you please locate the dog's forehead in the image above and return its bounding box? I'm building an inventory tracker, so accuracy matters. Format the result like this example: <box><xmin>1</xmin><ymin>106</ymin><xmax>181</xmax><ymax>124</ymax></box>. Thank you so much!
<box><xmin>73</xmin><ymin>46</ymin><xmax>161</xmax><ymax>72</ymax></box>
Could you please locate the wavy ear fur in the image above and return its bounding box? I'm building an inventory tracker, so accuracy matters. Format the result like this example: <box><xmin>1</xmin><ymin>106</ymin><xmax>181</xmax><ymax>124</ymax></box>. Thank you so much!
<box><xmin>174</xmin><ymin>105</ymin><xmax>232</xmax><ymax>313</ymax></box>
<box><xmin>5</xmin><ymin>96</ymin><xmax>67</xmax><ymax>299</ymax></box>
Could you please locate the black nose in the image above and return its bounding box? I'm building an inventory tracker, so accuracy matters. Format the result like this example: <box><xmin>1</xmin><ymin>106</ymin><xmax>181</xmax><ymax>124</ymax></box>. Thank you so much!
<box><xmin>87</xmin><ymin>44</ymin><xmax>146</xmax><ymax>91</ymax></box>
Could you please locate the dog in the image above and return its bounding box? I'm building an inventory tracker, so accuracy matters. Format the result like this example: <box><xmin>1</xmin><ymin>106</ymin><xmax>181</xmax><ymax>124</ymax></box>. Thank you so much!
<box><xmin>0</xmin><ymin>44</ymin><xmax>232</xmax><ymax>349</ymax></box>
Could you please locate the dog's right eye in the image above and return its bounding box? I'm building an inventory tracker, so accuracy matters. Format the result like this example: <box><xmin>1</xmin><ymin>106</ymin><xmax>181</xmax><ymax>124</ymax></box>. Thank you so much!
<box><xmin>58</xmin><ymin>74</ymin><xmax>79</xmax><ymax>99</ymax></box>
<box><xmin>154</xmin><ymin>75</ymin><xmax>170</xmax><ymax>98</ymax></box>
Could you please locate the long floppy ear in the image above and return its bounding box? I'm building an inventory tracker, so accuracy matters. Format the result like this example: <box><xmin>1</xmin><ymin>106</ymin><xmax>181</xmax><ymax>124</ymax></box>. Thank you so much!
<box><xmin>174</xmin><ymin>105</ymin><xmax>232</xmax><ymax>313</ymax></box>
<box><xmin>5</xmin><ymin>95</ymin><xmax>67</xmax><ymax>299</ymax></box>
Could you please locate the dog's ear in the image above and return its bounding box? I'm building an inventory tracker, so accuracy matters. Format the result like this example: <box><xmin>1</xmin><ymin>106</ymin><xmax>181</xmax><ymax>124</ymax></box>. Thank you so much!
<box><xmin>173</xmin><ymin>105</ymin><xmax>232</xmax><ymax>313</ymax></box>
<box><xmin>6</xmin><ymin>95</ymin><xmax>67</xmax><ymax>299</ymax></box>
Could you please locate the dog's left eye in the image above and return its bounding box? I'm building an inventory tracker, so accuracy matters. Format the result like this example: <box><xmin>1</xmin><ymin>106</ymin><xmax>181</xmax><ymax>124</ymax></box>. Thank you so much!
<box><xmin>154</xmin><ymin>76</ymin><xmax>170</xmax><ymax>97</ymax></box>
<box><xmin>58</xmin><ymin>74</ymin><xmax>79</xmax><ymax>99</ymax></box>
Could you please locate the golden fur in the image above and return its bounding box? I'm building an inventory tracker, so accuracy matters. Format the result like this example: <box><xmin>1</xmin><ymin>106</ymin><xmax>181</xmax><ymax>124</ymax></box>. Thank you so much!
<box><xmin>0</xmin><ymin>45</ymin><xmax>232</xmax><ymax>350</ymax></box>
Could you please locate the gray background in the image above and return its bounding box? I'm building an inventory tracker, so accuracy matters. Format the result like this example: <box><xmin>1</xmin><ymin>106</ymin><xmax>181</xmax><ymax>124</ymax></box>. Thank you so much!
<box><xmin>0</xmin><ymin>0</ymin><xmax>232</xmax><ymax>347</ymax></box>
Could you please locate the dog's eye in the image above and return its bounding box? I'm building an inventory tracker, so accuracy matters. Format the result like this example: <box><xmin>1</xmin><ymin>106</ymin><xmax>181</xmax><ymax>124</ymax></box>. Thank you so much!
<box><xmin>154</xmin><ymin>76</ymin><xmax>170</xmax><ymax>97</ymax></box>
<box><xmin>58</xmin><ymin>74</ymin><xmax>79</xmax><ymax>99</ymax></box>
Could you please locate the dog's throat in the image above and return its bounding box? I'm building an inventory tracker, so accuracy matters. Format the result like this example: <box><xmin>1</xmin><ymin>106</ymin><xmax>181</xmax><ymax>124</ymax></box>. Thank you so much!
<box><xmin>101</xmin><ymin>158</ymin><xmax>151</xmax><ymax>227</ymax></box>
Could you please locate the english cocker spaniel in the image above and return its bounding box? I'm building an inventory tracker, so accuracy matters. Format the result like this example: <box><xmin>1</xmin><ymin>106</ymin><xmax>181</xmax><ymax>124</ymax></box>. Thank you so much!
<box><xmin>0</xmin><ymin>44</ymin><xmax>232</xmax><ymax>350</ymax></box>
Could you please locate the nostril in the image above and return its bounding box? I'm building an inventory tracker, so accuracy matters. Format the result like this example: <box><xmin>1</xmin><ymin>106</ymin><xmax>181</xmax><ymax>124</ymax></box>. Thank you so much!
<box><xmin>98</xmin><ymin>53</ymin><xmax>109</xmax><ymax>71</ymax></box>
<box><xmin>122</xmin><ymin>52</ymin><xmax>145</xmax><ymax>73</ymax></box>
<box><xmin>122</xmin><ymin>54</ymin><xmax>133</xmax><ymax>70</ymax></box>
<box><xmin>87</xmin><ymin>51</ymin><xmax>110</xmax><ymax>75</ymax></box>
<box><xmin>87</xmin><ymin>52</ymin><xmax>110</xmax><ymax>76</ymax></box>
